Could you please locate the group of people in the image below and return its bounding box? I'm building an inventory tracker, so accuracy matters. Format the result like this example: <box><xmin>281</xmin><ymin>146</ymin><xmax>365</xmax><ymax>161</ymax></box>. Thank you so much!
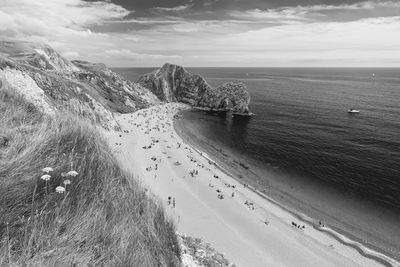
<box><xmin>291</xmin><ymin>221</ymin><xmax>306</xmax><ymax>230</ymax></box>
<box><xmin>189</xmin><ymin>169</ymin><xmax>199</xmax><ymax>177</ymax></box>
<box><xmin>244</xmin><ymin>200</ymin><xmax>255</xmax><ymax>210</ymax></box>
<box><xmin>167</xmin><ymin>196</ymin><xmax>176</xmax><ymax>207</ymax></box>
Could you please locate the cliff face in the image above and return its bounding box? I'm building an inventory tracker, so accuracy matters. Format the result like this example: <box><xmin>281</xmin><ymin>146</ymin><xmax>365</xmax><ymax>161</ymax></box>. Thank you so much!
<box><xmin>138</xmin><ymin>63</ymin><xmax>252</xmax><ymax>115</ymax></box>
<box><xmin>0</xmin><ymin>41</ymin><xmax>159</xmax><ymax>129</ymax></box>
<box><xmin>0</xmin><ymin>41</ymin><xmax>251</xmax><ymax>131</ymax></box>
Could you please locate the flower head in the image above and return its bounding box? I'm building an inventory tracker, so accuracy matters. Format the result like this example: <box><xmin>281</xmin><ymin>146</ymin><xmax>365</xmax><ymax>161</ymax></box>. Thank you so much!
<box><xmin>66</xmin><ymin>170</ymin><xmax>78</xmax><ymax>177</ymax></box>
<box><xmin>63</xmin><ymin>179</ymin><xmax>71</xmax><ymax>186</ymax></box>
<box><xmin>41</xmin><ymin>174</ymin><xmax>51</xmax><ymax>181</ymax></box>
<box><xmin>42</xmin><ymin>167</ymin><xmax>54</xmax><ymax>173</ymax></box>
<box><xmin>56</xmin><ymin>186</ymin><xmax>66</xmax><ymax>194</ymax></box>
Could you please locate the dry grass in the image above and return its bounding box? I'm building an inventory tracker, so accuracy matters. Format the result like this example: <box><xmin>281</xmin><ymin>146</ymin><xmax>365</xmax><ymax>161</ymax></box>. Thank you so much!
<box><xmin>0</xmin><ymin>81</ymin><xmax>180</xmax><ymax>266</ymax></box>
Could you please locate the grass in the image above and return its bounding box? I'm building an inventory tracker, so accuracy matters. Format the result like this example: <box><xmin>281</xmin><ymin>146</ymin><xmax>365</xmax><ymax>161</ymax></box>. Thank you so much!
<box><xmin>0</xmin><ymin>79</ymin><xmax>180</xmax><ymax>266</ymax></box>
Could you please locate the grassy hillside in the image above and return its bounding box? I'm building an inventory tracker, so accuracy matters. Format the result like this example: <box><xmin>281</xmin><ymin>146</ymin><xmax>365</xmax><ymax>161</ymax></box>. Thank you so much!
<box><xmin>0</xmin><ymin>82</ymin><xmax>180</xmax><ymax>266</ymax></box>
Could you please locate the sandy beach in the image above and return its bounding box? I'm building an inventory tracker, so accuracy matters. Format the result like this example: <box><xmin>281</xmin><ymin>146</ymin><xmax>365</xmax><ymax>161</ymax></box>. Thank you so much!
<box><xmin>105</xmin><ymin>103</ymin><xmax>399</xmax><ymax>267</ymax></box>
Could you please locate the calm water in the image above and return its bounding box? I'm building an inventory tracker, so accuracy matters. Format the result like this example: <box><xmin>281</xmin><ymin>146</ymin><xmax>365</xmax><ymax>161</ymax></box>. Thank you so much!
<box><xmin>114</xmin><ymin>67</ymin><xmax>400</xmax><ymax>211</ymax></box>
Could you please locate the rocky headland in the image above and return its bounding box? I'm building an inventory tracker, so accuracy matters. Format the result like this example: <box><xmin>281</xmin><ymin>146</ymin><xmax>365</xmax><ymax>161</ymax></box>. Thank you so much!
<box><xmin>0</xmin><ymin>42</ymin><xmax>252</xmax><ymax>132</ymax></box>
<box><xmin>138</xmin><ymin>63</ymin><xmax>252</xmax><ymax>115</ymax></box>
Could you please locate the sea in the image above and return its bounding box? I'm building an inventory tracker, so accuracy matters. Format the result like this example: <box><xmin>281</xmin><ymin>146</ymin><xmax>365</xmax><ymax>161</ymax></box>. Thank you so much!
<box><xmin>114</xmin><ymin>67</ymin><xmax>400</xmax><ymax>259</ymax></box>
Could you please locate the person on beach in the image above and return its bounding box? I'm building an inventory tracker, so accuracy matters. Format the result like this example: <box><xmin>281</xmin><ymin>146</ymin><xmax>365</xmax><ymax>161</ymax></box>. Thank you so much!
<box><xmin>172</xmin><ymin>197</ymin><xmax>176</xmax><ymax>208</ymax></box>
<box><xmin>168</xmin><ymin>196</ymin><xmax>171</xmax><ymax>205</ymax></box>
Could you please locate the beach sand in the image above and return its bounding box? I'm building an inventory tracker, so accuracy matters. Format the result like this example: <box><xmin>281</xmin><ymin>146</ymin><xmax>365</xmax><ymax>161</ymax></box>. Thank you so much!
<box><xmin>105</xmin><ymin>103</ymin><xmax>399</xmax><ymax>267</ymax></box>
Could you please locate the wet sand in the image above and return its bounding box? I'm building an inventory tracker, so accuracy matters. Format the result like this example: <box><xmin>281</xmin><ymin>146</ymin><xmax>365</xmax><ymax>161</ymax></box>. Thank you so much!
<box><xmin>105</xmin><ymin>103</ymin><xmax>399</xmax><ymax>267</ymax></box>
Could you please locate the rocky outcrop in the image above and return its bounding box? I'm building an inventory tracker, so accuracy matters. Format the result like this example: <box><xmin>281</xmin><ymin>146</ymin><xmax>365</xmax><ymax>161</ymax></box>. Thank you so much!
<box><xmin>138</xmin><ymin>63</ymin><xmax>252</xmax><ymax>115</ymax></box>
<box><xmin>216</xmin><ymin>82</ymin><xmax>251</xmax><ymax>115</ymax></box>
<box><xmin>0</xmin><ymin>41</ymin><xmax>159</xmax><ymax>129</ymax></box>
<box><xmin>71</xmin><ymin>60</ymin><xmax>159</xmax><ymax>113</ymax></box>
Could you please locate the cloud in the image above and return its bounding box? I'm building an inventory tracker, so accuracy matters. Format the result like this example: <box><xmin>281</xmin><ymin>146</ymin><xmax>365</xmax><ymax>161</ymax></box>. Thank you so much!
<box><xmin>230</xmin><ymin>1</ymin><xmax>400</xmax><ymax>23</ymax></box>
<box><xmin>204</xmin><ymin>15</ymin><xmax>400</xmax><ymax>66</ymax></box>
<box><xmin>1</xmin><ymin>0</ymin><xmax>400</xmax><ymax>67</ymax></box>
<box><xmin>92</xmin><ymin>1</ymin><xmax>400</xmax><ymax>67</ymax></box>
<box><xmin>0</xmin><ymin>0</ymin><xmax>129</xmax><ymax>34</ymax></box>
<box><xmin>152</xmin><ymin>4</ymin><xmax>193</xmax><ymax>13</ymax></box>
<box><xmin>0</xmin><ymin>0</ymin><xmax>129</xmax><ymax>57</ymax></box>
<box><xmin>104</xmin><ymin>48</ymin><xmax>181</xmax><ymax>60</ymax></box>
<box><xmin>223</xmin><ymin>16</ymin><xmax>400</xmax><ymax>51</ymax></box>
<box><xmin>230</xmin><ymin>8</ymin><xmax>308</xmax><ymax>24</ymax></box>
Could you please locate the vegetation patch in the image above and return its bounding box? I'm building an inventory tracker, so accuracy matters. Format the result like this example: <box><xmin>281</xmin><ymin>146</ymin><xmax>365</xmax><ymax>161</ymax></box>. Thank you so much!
<box><xmin>180</xmin><ymin>235</ymin><xmax>234</xmax><ymax>267</ymax></box>
<box><xmin>0</xmin><ymin>83</ymin><xmax>180</xmax><ymax>266</ymax></box>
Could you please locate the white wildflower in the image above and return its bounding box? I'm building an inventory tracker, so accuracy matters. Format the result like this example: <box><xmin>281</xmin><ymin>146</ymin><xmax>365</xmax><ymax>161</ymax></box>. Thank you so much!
<box><xmin>41</xmin><ymin>174</ymin><xmax>51</xmax><ymax>181</ymax></box>
<box><xmin>66</xmin><ymin>170</ymin><xmax>78</xmax><ymax>177</ymax></box>
<box><xmin>42</xmin><ymin>167</ymin><xmax>54</xmax><ymax>173</ymax></box>
<box><xmin>63</xmin><ymin>179</ymin><xmax>71</xmax><ymax>186</ymax></box>
<box><xmin>56</xmin><ymin>186</ymin><xmax>66</xmax><ymax>194</ymax></box>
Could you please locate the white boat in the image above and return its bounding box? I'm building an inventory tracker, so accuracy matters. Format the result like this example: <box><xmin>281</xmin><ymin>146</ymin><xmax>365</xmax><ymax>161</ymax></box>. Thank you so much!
<box><xmin>348</xmin><ymin>109</ymin><xmax>360</xmax><ymax>114</ymax></box>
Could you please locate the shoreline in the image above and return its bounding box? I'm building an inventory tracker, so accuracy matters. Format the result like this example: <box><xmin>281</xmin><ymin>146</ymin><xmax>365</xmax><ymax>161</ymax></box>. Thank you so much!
<box><xmin>106</xmin><ymin>103</ymin><xmax>399</xmax><ymax>267</ymax></box>
<box><xmin>174</xmin><ymin>107</ymin><xmax>400</xmax><ymax>266</ymax></box>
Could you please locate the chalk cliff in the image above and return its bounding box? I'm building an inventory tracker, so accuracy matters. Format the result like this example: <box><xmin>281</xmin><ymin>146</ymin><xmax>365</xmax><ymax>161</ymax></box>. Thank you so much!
<box><xmin>138</xmin><ymin>63</ymin><xmax>252</xmax><ymax>115</ymax></box>
<box><xmin>0</xmin><ymin>41</ymin><xmax>159</xmax><ymax>129</ymax></box>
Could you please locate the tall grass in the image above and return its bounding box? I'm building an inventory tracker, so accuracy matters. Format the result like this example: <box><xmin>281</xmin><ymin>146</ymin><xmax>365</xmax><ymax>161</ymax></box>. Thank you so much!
<box><xmin>0</xmin><ymin>80</ymin><xmax>180</xmax><ymax>266</ymax></box>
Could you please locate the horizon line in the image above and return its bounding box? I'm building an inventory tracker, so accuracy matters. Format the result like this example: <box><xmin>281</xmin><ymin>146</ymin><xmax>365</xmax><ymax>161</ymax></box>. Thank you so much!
<box><xmin>110</xmin><ymin>66</ymin><xmax>400</xmax><ymax>69</ymax></box>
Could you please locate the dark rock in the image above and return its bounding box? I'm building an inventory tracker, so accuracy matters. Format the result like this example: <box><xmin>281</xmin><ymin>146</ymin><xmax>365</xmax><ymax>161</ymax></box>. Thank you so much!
<box><xmin>216</xmin><ymin>82</ymin><xmax>251</xmax><ymax>115</ymax></box>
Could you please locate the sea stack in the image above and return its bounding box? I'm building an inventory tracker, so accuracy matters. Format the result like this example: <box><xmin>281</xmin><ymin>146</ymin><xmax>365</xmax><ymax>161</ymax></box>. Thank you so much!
<box><xmin>138</xmin><ymin>63</ymin><xmax>252</xmax><ymax>115</ymax></box>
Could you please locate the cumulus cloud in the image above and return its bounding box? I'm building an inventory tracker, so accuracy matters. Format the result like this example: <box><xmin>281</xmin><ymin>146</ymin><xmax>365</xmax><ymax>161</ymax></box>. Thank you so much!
<box><xmin>0</xmin><ymin>0</ymin><xmax>129</xmax><ymax>36</ymax></box>
<box><xmin>0</xmin><ymin>0</ymin><xmax>399</xmax><ymax>67</ymax></box>
<box><xmin>0</xmin><ymin>0</ymin><xmax>129</xmax><ymax>60</ymax></box>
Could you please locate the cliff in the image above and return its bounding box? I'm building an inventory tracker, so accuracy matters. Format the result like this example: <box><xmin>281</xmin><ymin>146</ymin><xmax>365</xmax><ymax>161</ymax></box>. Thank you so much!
<box><xmin>0</xmin><ymin>41</ymin><xmax>159</xmax><ymax>129</ymax></box>
<box><xmin>138</xmin><ymin>63</ymin><xmax>252</xmax><ymax>115</ymax></box>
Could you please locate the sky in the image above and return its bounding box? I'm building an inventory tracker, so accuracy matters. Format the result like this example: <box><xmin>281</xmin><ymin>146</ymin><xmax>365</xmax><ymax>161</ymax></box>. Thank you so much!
<box><xmin>0</xmin><ymin>0</ymin><xmax>400</xmax><ymax>67</ymax></box>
